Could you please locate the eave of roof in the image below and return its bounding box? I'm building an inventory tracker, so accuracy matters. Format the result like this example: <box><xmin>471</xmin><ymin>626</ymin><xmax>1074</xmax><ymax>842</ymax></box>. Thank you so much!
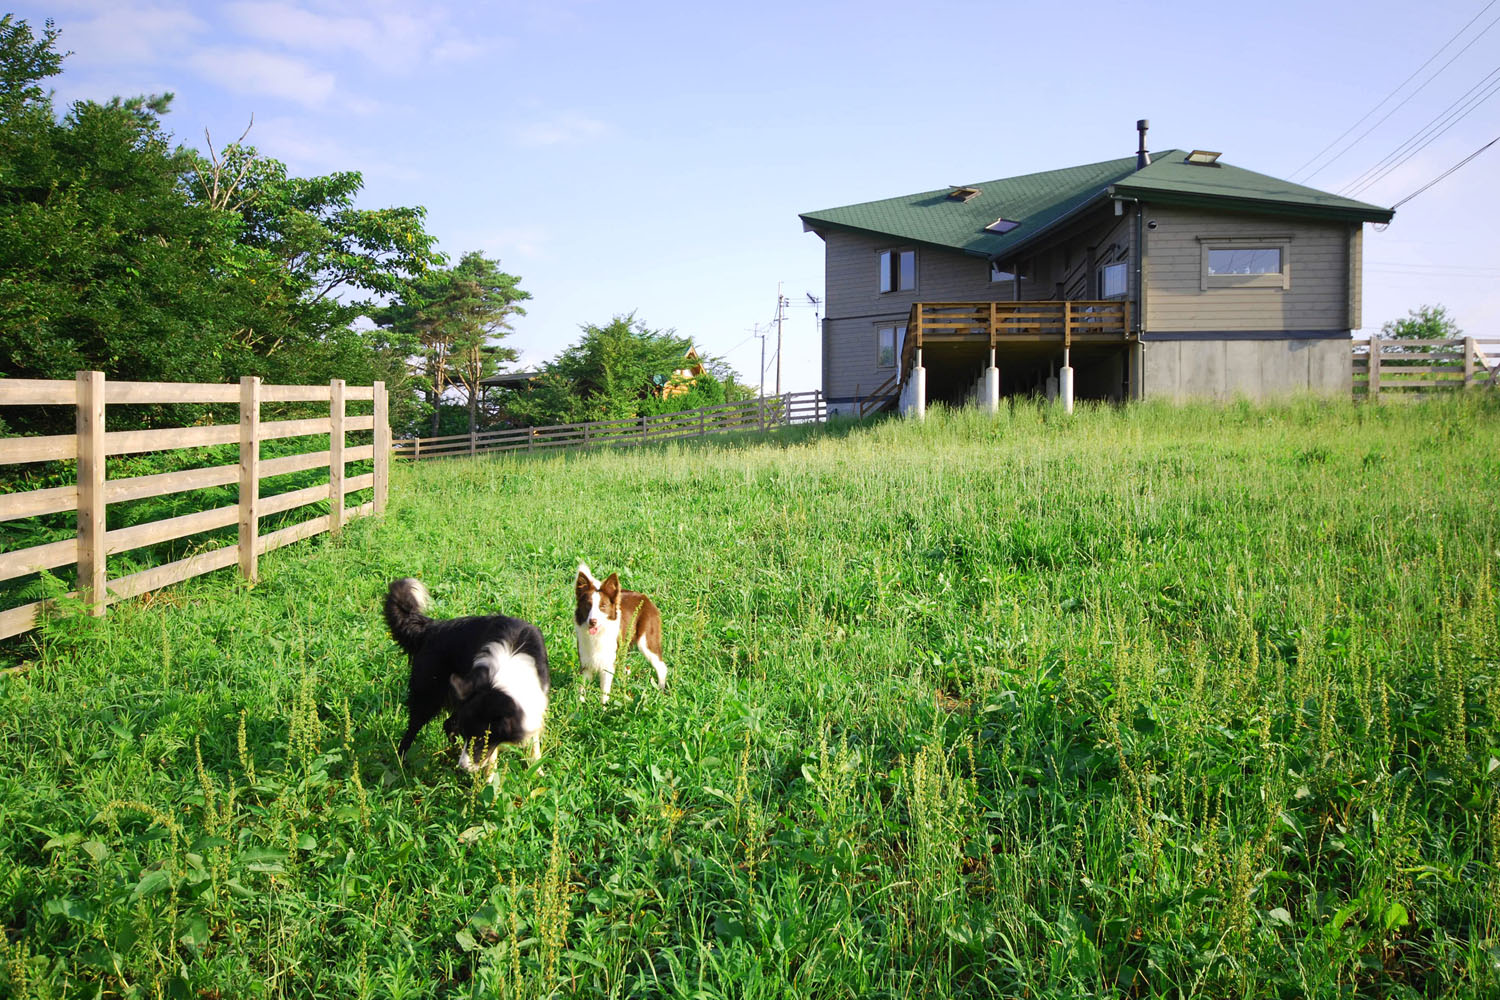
<box><xmin>799</xmin><ymin>148</ymin><xmax>1394</xmax><ymax>260</ymax></box>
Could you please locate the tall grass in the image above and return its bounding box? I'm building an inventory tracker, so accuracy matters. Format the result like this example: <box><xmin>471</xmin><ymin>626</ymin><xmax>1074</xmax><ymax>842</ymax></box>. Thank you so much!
<box><xmin>2</xmin><ymin>394</ymin><xmax>1497</xmax><ymax>998</ymax></box>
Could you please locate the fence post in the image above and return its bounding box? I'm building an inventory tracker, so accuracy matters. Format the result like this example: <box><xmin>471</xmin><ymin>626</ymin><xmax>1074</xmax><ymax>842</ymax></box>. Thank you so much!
<box><xmin>329</xmin><ymin>378</ymin><xmax>345</xmax><ymax>535</ymax></box>
<box><xmin>528</xmin><ymin>426</ymin><xmax>536</xmax><ymax>452</ymax></box>
<box><xmin>373</xmin><ymin>381</ymin><xmax>390</xmax><ymax>514</ymax></box>
<box><xmin>239</xmin><ymin>375</ymin><xmax>262</xmax><ymax>583</ymax></box>
<box><xmin>699</xmin><ymin>407</ymin><xmax>706</xmax><ymax>436</ymax></box>
<box><xmin>76</xmin><ymin>370</ymin><xmax>107</xmax><ymax>616</ymax></box>
<box><xmin>1464</xmin><ymin>337</ymin><xmax>1477</xmax><ymax>388</ymax></box>
<box><xmin>639</xmin><ymin>413</ymin><xmax>647</xmax><ymax>446</ymax></box>
<box><xmin>1367</xmin><ymin>337</ymin><xmax>1381</xmax><ymax>401</ymax></box>
<box><xmin>470</xmin><ymin>426</ymin><xmax>477</xmax><ymax>457</ymax></box>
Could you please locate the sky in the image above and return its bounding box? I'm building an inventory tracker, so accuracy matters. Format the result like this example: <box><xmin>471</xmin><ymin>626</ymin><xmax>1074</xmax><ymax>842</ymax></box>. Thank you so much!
<box><xmin>12</xmin><ymin>0</ymin><xmax>1500</xmax><ymax>393</ymax></box>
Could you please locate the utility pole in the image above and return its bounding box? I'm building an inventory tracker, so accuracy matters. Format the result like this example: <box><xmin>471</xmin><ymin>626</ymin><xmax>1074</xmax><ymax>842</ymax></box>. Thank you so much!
<box><xmin>753</xmin><ymin>324</ymin><xmax>766</xmax><ymax>399</ymax></box>
<box><xmin>775</xmin><ymin>282</ymin><xmax>787</xmax><ymax>397</ymax></box>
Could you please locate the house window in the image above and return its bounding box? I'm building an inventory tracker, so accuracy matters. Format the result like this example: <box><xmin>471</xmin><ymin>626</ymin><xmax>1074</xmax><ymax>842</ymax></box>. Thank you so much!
<box><xmin>1199</xmin><ymin>237</ymin><xmax>1291</xmax><ymax>290</ymax></box>
<box><xmin>1207</xmin><ymin>248</ymin><xmax>1281</xmax><ymax>275</ymax></box>
<box><xmin>879</xmin><ymin>249</ymin><xmax>915</xmax><ymax>293</ymax></box>
<box><xmin>1098</xmin><ymin>261</ymin><xmax>1127</xmax><ymax>298</ymax></box>
<box><xmin>990</xmin><ymin>262</ymin><xmax>1016</xmax><ymax>283</ymax></box>
<box><xmin>877</xmin><ymin>324</ymin><xmax>905</xmax><ymax>367</ymax></box>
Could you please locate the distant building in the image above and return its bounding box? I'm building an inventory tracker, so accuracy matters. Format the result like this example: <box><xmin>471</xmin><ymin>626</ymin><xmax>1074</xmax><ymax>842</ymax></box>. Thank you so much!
<box><xmin>799</xmin><ymin>125</ymin><xmax>1395</xmax><ymax>414</ymax></box>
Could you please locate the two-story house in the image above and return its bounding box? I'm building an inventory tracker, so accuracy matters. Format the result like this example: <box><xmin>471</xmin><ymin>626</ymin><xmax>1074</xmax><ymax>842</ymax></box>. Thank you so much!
<box><xmin>799</xmin><ymin>124</ymin><xmax>1395</xmax><ymax>415</ymax></box>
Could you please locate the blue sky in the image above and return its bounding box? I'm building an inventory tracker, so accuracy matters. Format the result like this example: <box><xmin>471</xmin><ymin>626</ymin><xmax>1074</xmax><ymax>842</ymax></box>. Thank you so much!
<box><xmin>14</xmin><ymin>0</ymin><xmax>1500</xmax><ymax>391</ymax></box>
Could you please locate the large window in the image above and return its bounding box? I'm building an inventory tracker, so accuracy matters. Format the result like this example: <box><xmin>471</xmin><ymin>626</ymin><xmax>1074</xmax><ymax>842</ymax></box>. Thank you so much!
<box><xmin>1098</xmin><ymin>261</ymin><xmax>1127</xmax><ymax>298</ymax></box>
<box><xmin>877</xmin><ymin>324</ymin><xmax>905</xmax><ymax>367</ymax></box>
<box><xmin>1198</xmin><ymin>237</ymin><xmax>1291</xmax><ymax>289</ymax></box>
<box><xmin>879</xmin><ymin>249</ymin><xmax>915</xmax><ymax>293</ymax></box>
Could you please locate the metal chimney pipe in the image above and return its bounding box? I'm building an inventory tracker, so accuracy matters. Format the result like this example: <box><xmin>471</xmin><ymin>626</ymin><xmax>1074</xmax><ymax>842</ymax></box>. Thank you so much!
<box><xmin>1136</xmin><ymin>119</ymin><xmax>1151</xmax><ymax>169</ymax></box>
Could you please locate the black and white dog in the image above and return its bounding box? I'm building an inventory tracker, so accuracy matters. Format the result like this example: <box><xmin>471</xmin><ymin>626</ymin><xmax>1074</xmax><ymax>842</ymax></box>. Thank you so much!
<box><xmin>384</xmin><ymin>578</ymin><xmax>550</xmax><ymax>770</ymax></box>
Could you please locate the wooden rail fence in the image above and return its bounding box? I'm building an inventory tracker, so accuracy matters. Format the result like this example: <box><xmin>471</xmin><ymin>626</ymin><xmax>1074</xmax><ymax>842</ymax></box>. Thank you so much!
<box><xmin>0</xmin><ymin>373</ymin><xmax>390</xmax><ymax>640</ymax></box>
<box><xmin>1355</xmin><ymin>337</ymin><xmax>1499</xmax><ymax>399</ymax></box>
<box><xmin>395</xmin><ymin>391</ymin><xmax>826</xmax><ymax>462</ymax></box>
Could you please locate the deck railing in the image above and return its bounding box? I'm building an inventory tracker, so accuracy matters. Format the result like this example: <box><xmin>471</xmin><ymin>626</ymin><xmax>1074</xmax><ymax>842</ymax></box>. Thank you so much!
<box><xmin>395</xmin><ymin>391</ymin><xmax>826</xmax><ymax>461</ymax></box>
<box><xmin>900</xmin><ymin>300</ymin><xmax>1132</xmax><ymax>384</ymax></box>
<box><xmin>1354</xmin><ymin>337</ymin><xmax>1499</xmax><ymax>398</ymax></box>
<box><xmin>0</xmin><ymin>373</ymin><xmax>390</xmax><ymax>640</ymax></box>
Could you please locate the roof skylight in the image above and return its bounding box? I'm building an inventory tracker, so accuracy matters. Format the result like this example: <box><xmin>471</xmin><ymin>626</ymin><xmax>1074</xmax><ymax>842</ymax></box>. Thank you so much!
<box><xmin>948</xmin><ymin>186</ymin><xmax>981</xmax><ymax>202</ymax></box>
<box><xmin>985</xmin><ymin>218</ymin><xmax>1020</xmax><ymax>234</ymax></box>
<box><xmin>1185</xmin><ymin>150</ymin><xmax>1222</xmax><ymax>166</ymax></box>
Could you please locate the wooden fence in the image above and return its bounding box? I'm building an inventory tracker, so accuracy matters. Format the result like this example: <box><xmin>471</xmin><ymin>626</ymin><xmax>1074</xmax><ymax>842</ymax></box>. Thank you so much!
<box><xmin>1354</xmin><ymin>337</ymin><xmax>1499</xmax><ymax>399</ymax></box>
<box><xmin>0</xmin><ymin>373</ymin><xmax>390</xmax><ymax>640</ymax></box>
<box><xmin>395</xmin><ymin>391</ymin><xmax>826</xmax><ymax>462</ymax></box>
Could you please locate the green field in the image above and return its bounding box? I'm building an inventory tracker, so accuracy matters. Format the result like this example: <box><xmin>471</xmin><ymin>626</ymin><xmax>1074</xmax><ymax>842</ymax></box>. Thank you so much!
<box><xmin>3</xmin><ymin>396</ymin><xmax>1498</xmax><ymax>999</ymax></box>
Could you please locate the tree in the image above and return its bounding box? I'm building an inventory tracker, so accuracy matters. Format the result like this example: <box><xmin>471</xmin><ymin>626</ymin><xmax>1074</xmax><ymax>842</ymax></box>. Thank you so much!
<box><xmin>496</xmin><ymin>314</ymin><xmax>747</xmax><ymax>427</ymax></box>
<box><xmin>372</xmin><ymin>251</ymin><xmax>528</xmax><ymax>435</ymax></box>
<box><xmin>548</xmin><ymin>315</ymin><xmax>694</xmax><ymax>421</ymax></box>
<box><xmin>1381</xmin><ymin>304</ymin><xmax>1461</xmax><ymax>341</ymax></box>
<box><xmin>0</xmin><ymin>15</ymin><xmax>445</xmax><ymax>431</ymax></box>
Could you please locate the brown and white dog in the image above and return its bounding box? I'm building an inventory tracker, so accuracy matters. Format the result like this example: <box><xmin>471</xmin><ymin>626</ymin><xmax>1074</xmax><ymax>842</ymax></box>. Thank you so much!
<box><xmin>574</xmin><ymin>563</ymin><xmax>666</xmax><ymax>703</ymax></box>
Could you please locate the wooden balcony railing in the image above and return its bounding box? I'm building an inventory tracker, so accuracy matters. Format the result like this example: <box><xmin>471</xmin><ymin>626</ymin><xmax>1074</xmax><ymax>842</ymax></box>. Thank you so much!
<box><xmin>899</xmin><ymin>300</ymin><xmax>1132</xmax><ymax>382</ymax></box>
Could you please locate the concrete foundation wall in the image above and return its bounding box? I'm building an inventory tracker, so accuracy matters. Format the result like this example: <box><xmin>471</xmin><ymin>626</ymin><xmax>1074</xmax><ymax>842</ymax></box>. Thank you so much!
<box><xmin>1141</xmin><ymin>338</ymin><xmax>1351</xmax><ymax>401</ymax></box>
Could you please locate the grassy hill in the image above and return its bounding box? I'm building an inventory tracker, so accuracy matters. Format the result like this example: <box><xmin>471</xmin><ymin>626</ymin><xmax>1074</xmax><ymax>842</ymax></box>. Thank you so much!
<box><xmin>3</xmin><ymin>396</ymin><xmax>1498</xmax><ymax>999</ymax></box>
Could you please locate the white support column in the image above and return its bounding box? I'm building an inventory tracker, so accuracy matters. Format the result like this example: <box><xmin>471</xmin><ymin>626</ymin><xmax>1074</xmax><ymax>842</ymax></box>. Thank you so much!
<box><xmin>985</xmin><ymin>348</ymin><xmax>999</xmax><ymax>415</ymax></box>
<box><xmin>1059</xmin><ymin>347</ymin><xmax>1075</xmax><ymax>415</ymax></box>
<box><xmin>905</xmin><ymin>348</ymin><xmax>926</xmax><ymax>420</ymax></box>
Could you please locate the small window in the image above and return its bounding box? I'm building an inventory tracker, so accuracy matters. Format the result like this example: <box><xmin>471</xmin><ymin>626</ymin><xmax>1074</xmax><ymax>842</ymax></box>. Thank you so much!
<box><xmin>879</xmin><ymin>249</ymin><xmax>915</xmax><ymax>293</ymax></box>
<box><xmin>876</xmin><ymin>324</ymin><xmax>905</xmax><ymax>367</ymax></box>
<box><xmin>1207</xmin><ymin>248</ymin><xmax>1281</xmax><ymax>275</ymax></box>
<box><xmin>990</xmin><ymin>262</ymin><xmax>1016</xmax><ymax>283</ymax></box>
<box><xmin>1199</xmin><ymin>237</ymin><xmax>1291</xmax><ymax>290</ymax></box>
<box><xmin>1099</xmin><ymin>261</ymin><xmax>1127</xmax><ymax>298</ymax></box>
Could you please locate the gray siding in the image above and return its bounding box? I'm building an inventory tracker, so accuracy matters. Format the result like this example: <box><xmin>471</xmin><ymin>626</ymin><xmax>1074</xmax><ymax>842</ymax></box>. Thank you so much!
<box><xmin>1142</xmin><ymin>206</ymin><xmax>1352</xmax><ymax>333</ymax></box>
<box><xmin>818</xmin><ymin>230</ymin><xmax>1019</xmax><ymax>408</ymax></box>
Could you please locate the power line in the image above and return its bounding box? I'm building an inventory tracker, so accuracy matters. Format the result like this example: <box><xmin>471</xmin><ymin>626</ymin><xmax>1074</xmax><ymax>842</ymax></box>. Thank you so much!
<box><xmin>1344</xmin><ymin>69</ymin><xmax>1500</xmax><ymax>196</ymax></box>
<box><xmin>1341</xmin><ymin>69</ymin><xmax>1500</xmax><ymax>197</ymax></box>
<box><xmin>1291</xmin><ymin>0</ymin><xmax>1500</xmax><ymax>182</ymax></box>
<box><xmin>1387</xmin><ymin>131</ymin><xmax>1500</xmax><ymax>209</ymax></box>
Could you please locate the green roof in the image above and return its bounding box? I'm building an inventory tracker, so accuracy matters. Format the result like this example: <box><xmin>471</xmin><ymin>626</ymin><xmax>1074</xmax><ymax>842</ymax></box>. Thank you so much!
<box><xmin>799</xmin><ymin>149</ymin><xmax>1394</xmax><ymax>261</ymax></box>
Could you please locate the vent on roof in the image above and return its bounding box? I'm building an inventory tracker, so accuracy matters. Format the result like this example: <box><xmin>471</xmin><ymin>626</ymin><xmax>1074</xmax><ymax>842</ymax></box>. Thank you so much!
<box><xmin>948</xmin><ymin>186</ymin><xmax>981</xmax><ymax>202</ymax></box>
<box><xmin>1185</xmin><ymin>150</ymin><xmax>1222</xmax><ymax>166</ymax></box>
<box><xmin>985</xmin><ymin>218</ymin><xmax>1020</xmax><ymax>234</ymax></box>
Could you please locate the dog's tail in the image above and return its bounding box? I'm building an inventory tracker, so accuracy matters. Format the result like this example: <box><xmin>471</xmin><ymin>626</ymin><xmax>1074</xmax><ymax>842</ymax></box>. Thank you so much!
<box><xmin>384</xmin><ymin>577</ymin><xmax>431</xmax><ymax>654</ymax></box>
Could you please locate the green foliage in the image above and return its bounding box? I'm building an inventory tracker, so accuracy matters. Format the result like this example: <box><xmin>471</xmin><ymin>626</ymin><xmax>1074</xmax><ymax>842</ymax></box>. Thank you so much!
<box><xmin>0</xmin><ymin>16</ymin><xmax>442</xmax><ymax>432</ymax></box>
<box><xmin>373</xmin><ymin>251</ymin><xmax>528</xmax><ymax>436</ymax></box>
<box><xmin>498</xmin><ymin>314</ymin><xmax>746</xmax><ymax>427</ymax></box>
<box><xmin>1381</xmin><ymin>303</ymin><xmax>1461</xmax><ymax>340</ymax></box>
<box><xmin>3</xmin><ymin>396</ymin><xmax>1499</xmax><ymax>998</ymax></box>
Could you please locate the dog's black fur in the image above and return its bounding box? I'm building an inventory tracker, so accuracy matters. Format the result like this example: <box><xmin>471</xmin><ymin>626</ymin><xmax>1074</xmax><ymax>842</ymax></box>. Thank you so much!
<box><xmin>384</xmin><ymin>578</ymin><xmax>550</xmax><ymax>762</ymax></box>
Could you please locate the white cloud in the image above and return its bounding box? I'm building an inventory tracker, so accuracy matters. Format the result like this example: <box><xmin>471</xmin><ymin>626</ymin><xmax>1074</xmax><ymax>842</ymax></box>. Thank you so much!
<box><xmin>187</xmin><ymin>46</ymin><xmax>336</xmax><ymax>107</ymax></box>
<box><xmin>222</xmin><ymin>1</ymin><xmax>500</xmax><ymax>72</ymax></box>
<box><xmin>51</xmin><ymin>3</ymin><xmax>207</xmax><ymax>64</ymax></box>
<box><xmin>513</xmin><ymin>113</ymin><xmax>609</xmax><ymax>148</ymax></box>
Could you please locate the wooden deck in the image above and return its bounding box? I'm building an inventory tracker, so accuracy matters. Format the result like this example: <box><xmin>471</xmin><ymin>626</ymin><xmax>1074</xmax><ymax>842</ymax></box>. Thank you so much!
<box><xmin>880</xmin><ymin>300</ymin><xmax>1133</xmax><ymax>408</ymax></box>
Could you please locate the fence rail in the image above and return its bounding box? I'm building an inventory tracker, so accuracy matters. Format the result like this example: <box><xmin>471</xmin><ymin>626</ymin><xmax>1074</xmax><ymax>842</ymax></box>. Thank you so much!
<box><xmin>0</xmin><ymin>373</ymin><xmax>390</xmax><ymax>640</ymax></box>
<box><xmin>394</xmin><ymin>391</ymin><xmax>826</xmax><ymax>462</ymax></box>
<box><xmin>1354</xmin><ymin>337</ymin><xmax>1499</xmax><ymax>398</ymax></box>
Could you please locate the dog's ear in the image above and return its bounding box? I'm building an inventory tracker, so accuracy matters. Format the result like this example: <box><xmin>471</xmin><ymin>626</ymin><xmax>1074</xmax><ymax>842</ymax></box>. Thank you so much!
<box><xmin>449</xmin><ymin>672</ymin><xmax>474</xmax><ymax>701</ymax></box>
<box><xmin>602</xmin><ymin>573</ymin><xmax>620</xmax><ymax>600</ymax></box>
<box><xmin>575</xmin><ymin>570</ymin><xmax>592</xmax><ymax>595</ymax></box>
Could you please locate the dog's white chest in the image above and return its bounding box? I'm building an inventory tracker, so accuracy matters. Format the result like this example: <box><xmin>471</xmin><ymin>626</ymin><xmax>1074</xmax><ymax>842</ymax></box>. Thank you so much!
<box><xmin>575</xmin><ymin>620</ymin><xmax>620</xmax><ymax>670</ymax></box>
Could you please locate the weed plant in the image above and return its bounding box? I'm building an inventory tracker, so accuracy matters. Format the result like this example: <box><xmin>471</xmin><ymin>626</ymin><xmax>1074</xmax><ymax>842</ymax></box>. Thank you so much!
<box><xmin>1</xmin><ymin>394</ymin><xmax>1498</xmax><ymax>998</ymax></box>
